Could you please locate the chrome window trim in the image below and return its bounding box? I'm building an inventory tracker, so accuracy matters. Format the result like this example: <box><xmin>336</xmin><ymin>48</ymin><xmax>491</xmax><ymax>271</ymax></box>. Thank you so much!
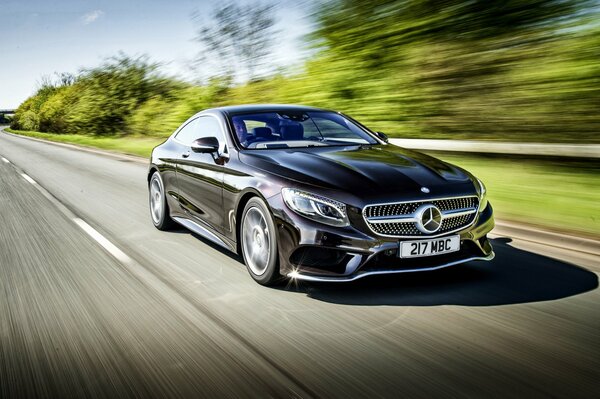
<box><xmin>362</xmin><ymin>195</ymin><xmax>480</xmax><ymax>238</ymax></box>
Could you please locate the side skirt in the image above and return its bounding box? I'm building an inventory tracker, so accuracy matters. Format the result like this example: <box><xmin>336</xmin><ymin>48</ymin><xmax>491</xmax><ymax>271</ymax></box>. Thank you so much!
<box><xmin>173</xmin><ymin>216</ymin><xmax>236</xmax><ymax>253</ymax></box>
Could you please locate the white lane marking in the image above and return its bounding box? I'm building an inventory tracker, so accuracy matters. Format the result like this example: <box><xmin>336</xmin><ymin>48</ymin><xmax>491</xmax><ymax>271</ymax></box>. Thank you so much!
<box><xmin>21</xmin><ymin>173</ymin><xmax>37</xmax><ymax>185</ymax></box>
<box><xmin>73</xmin><ymin>218</ymin><xmax>133</xmax><ymax>265</ymax></box>
<box><xmin>7</xmin><ymin>158</ymin><xmax>137</xmax><ymax>267</ymax></box>
<box><xmin>1</xmin><ymin>157</ymin><xmax>9</xmax><ymax>163</ymax></box>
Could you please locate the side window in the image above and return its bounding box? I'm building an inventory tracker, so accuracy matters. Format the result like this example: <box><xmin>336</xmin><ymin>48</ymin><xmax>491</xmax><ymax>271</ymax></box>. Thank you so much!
<box><xmin>176</xmin><ymin>116</ymin><xmax>226</xmax><ymax>150</ymax></box>
<box><xmin>175</xmin><ymin>118</ymin><xmax>199</xmax><ymax>145</ymax></box>
<box><xmin>195</xmin><ymin>116</ymin><xmax>223</xmax><ymax>140</ymax></box>
<box><xmin>195</xmin><ymin>116</ymin><xmax>227</xmax><ymax>152</ymax></box>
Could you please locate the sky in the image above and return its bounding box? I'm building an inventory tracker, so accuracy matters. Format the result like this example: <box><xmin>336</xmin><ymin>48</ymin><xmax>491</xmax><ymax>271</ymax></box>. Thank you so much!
<box><xmin>0</xmin><ymin>0</ymin><xmax>313</xmax><ymax>109</ymax></box>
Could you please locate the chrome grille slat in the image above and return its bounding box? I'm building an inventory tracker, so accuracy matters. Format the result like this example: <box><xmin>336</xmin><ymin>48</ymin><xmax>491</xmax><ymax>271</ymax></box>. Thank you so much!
<box><xmin>363</xmin><ymin>196</ymin><xmax>479</xmax><ymax>238</ymax></box>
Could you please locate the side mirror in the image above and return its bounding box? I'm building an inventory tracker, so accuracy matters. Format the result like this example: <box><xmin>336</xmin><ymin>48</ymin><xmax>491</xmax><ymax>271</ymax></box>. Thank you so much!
<box><xmin>191</xmin><ymin>136</ymin><xmax>220</xmax><ymax>153</ymax></box>
<box><xmin>375</xmin><ymin>131</ymin><xmax>389</xmax><ymax>143</ymax></box>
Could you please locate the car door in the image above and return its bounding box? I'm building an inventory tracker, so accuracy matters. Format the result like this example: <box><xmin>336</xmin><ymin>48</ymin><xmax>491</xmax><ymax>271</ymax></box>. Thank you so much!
<box><xmin>174</xmin><ymin>115</ymin><xmax>226</xmax><ymax>234</ymax></box>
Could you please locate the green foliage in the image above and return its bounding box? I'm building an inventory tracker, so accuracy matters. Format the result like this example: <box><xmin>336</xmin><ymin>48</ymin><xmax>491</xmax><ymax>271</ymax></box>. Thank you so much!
<box><xmin>65</xmin><ymin>54</ymin><xmax>178</xmax><ymax>135</ymax></box>
<box><xmin>12</xmin><ymin>54</ymin><xmax>182</xmax><ymax>136</ymax></box>
<box><xmin>305</xmin><ymin>0</ymin><xmax>600</xmax><ymax>141</ymax></box>
<box><xmin>20</xmin><ymin>110</ymin><xmax>40</xmax><ymax>131</ymax></box>
<box><xmin>39</xmin><ymin>85</ymin><xmax>77</xmax><ymax>132</ymax></box>
<box><xmin>10</xmin><ymin>1</ymin><xmax>600</xmax><ymax>142</ymax></box>
<box><xmin>127</xmin><ymin>97</ymin><xmax>173</xmax><ymax>136</ymax></box>
<box><xmin>11</xmin><ymin>84</ymin><xmax>57</xmax><ymax>131</ymax></box>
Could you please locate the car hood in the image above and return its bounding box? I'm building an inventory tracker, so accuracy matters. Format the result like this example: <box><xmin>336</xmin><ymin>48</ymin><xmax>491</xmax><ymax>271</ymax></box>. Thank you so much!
<box><xmin>238</xmin><ymin>144</ymin><xmax>477</xmax><ymax>203</ymax></box>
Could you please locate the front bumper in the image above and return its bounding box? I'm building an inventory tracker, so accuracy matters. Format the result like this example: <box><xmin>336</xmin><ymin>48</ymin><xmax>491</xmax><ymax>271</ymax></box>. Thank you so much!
<box><xmin>269</xmin><ymin>196</ymin><xmax>495</xmax><ymax>282</ymax></box>
<box><xmin>288</xmin><ymin>252</ymin><xmax>495</xmax><ymax>282</ymax></box>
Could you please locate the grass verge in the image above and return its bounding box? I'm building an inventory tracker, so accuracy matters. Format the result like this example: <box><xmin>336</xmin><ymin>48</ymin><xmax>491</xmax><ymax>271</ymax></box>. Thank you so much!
<box><xmin>436</xmin><ymin>153</ymin><xmax>600</xmax><ymax>238</ymax></box>
<box><xmin>4</xmin><ymin>128</ymin><xmax>163</xmax><ymax>158</ymax></box>
<box><xmin>4</xmin><ymin>128</ymin><xmax>599</xmax><ymax>238</ymax></box>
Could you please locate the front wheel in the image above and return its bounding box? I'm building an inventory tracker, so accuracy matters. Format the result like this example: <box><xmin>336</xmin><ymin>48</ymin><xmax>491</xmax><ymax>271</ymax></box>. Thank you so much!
<box><xmin>241</xmin><ymin>197</ymin><xmax>281</xmax><ymax>285</ymax></box>
<box><xmin>149</xmin><ymin>171</ymin><xmax>176</xmax><ymax>231</ymax></box>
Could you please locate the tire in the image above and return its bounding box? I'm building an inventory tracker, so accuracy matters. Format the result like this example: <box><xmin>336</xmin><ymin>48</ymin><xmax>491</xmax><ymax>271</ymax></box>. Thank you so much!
<box><xmin>149</xmin><ymin>171</ymin><xmax>176</xmax><ymax>231</ymax></box>
<box><xmin>240</xmin><ymin>197</ymin><xmax>281</xmax><ymax>285</ymax></box>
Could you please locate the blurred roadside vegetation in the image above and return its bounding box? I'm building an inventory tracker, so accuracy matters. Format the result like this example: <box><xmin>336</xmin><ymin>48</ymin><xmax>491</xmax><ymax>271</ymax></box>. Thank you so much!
<box><xmin>436</xmin><ymin>154</ymin><xmax>600</xmax><ymax>237</ymax></box>
<box><xmin>9</xmin><ymin>0</ymin><xmax>600</xmax><ymax>143</ymax></box>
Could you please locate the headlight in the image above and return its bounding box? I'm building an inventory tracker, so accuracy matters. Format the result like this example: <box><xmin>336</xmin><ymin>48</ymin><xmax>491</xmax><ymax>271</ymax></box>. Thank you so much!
<box><xmin>281</xmin><ymin>188</ymin><xmax>349</xmax><ymax>227</ymax></box>
<box><xmin>476</xmin><ymin>178</ymin><xmax>488</xmax><ymax>211</ymax></box>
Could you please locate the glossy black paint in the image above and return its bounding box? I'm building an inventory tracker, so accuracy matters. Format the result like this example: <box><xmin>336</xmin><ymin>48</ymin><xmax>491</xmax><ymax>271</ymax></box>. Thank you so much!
<box><xmin>149</xmin><ymin>104</ymin><xmax>495</xmax><ymax>280</ymax></box>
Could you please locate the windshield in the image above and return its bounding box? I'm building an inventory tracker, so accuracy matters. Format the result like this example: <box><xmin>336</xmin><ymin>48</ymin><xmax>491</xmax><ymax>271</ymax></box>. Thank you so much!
<box><xmin>230</xmin><ymin>111</ymin><xmax>378</xmax><ymax>149</ymax></box>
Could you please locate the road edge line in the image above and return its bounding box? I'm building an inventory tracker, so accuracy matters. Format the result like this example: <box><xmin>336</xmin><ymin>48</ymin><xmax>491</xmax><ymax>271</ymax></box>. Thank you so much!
<box><xmin>1</xmin><ymin>127</ymin><xmax>147</xmax><ymax>164</ymax></box>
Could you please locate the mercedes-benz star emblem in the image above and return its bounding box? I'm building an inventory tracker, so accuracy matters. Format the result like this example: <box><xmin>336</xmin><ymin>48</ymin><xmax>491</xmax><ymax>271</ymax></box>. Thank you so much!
<box><xmin>421</xmin><ymin>187</ymin><xmax>430</xmax><ymax>193</ymax></box>
<box><xmin>415</xmin><ymin>204</ymin><xmax>442</xmax><ymax>234</ymax></box>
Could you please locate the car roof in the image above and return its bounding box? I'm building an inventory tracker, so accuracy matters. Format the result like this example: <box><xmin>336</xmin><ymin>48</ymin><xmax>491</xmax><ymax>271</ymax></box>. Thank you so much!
<box><xmin>204</xmin><ymin>104</ymin><xmax>335</xmax><ymax>115</ymax></box>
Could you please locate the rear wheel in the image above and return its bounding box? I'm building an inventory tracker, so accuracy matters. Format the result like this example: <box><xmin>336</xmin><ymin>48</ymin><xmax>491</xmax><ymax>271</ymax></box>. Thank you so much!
<box><xmin>149</xmin><ymin>172</ymin><xmax>176</xmax><ymax>231</ymax></box>
<box><xmin>241</xmin><ymin>197</ymin><xmax>281</xmax><ymax>285</ymax></box>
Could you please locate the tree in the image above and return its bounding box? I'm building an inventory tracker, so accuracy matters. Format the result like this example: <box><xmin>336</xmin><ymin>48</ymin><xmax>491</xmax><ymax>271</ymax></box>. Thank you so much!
<box><xmin>307</xmin><ymin>0</ymin><xmax>599</xmax><ymax>140</ymax></box>
<box><xmin>192</xmin><ymin>1</ymin><xmax>278</xmax><ymax>83</ymax></box>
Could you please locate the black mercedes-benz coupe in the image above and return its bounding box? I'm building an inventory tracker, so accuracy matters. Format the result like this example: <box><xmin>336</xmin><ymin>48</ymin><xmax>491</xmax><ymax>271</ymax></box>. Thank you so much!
<box><xmin>148</xmin><ymin>104</ymin><xmax>495</xmax><ymax>285</ymax></box>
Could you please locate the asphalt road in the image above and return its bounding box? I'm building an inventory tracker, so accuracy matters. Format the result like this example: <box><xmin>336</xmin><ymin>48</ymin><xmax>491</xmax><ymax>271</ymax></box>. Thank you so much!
<box><xmin>1</xmin><ymin>131</ymin><xmax>599</xmax><ymax>398</ymax></box>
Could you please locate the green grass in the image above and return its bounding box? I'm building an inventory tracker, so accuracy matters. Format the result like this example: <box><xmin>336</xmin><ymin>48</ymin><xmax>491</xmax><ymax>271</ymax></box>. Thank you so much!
<box><xmin>435</xmin><ymin>153</ymin><xmax>600</xmax><ymax>237</ymax></box>
<box><xmin>5</xmin><ymin>128</ymin><xmax>599</xmax><ymax>237</ymax></box>
<box><xmin>4</xmin><ymin>128</ymin><xmax>164</xmax><ymax>158</ymax></box>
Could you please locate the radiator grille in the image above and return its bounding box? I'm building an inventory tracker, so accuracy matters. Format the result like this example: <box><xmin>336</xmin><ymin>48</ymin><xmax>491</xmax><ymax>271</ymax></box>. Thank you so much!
<box><xmin>364</xmin><ymin>196</ymin><xmax>479</xmax><ymax>237</ymax></box>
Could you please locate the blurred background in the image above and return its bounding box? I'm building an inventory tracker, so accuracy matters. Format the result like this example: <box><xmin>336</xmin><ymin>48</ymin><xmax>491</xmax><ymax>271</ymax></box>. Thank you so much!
<box><xmin>2</xmin><ymin>0</ymin><xmax>599</xmax><ymax>236</ymax></box>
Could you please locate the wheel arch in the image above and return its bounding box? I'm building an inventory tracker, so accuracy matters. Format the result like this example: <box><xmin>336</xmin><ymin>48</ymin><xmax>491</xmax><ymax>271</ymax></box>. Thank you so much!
<box><xmin>147</xmin><ymin>165</ymin><xmax>159</xmax><ymax>185</ymax></box>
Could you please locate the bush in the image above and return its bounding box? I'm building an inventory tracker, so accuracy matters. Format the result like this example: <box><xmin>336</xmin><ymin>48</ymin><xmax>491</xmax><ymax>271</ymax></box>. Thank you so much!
<box><xmin>64</xmin><ymin>55</ymin><xmax>176</xmax><ymax>136</ymax></box>
<box><xmin>127</xmin><ymin>96</ymin><xmax>175</xmax><ymax>137</ymax></box>
<box><xmin>38</xmin><ymin>86</ymin><xmax>77</xmax><ymax>133</ymax></box>
<box><xmin>19</xmin><ymin>110</ymin><xmax>40</xmax><ymax>131</ymax></box>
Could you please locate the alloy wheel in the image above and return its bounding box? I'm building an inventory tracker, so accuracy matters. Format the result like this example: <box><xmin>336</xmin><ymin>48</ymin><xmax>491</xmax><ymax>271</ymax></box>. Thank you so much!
<box><xmin>242</xmin><ymin>206</ymin><xmax>271</xmax><ymax>276</ymax></box>
<box><xmin>150</xmin><ymin>175</ymin><xmax>163</xmax><ymax>225</ymax></box>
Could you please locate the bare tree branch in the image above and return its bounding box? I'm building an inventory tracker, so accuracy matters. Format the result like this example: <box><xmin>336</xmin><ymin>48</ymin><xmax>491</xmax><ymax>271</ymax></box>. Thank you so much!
<box><xmin>192</xmin><ymin>1</ymin><xmax>279</xmax><ymax>82</ymax></box>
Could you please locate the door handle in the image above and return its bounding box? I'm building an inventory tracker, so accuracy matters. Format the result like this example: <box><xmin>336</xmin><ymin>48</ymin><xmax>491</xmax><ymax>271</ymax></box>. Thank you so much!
<box><xmin>182</xmin><ymin>151</ymin><xmax>190</xmax><ymax>158</ymax></box>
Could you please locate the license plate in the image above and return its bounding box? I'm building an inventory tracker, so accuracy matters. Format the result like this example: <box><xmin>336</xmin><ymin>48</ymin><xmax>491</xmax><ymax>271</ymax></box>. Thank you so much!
<box><xmin>399</xmin><ymin>235</ymin><xmax>460</xmax><ymax>258</ymax></box>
